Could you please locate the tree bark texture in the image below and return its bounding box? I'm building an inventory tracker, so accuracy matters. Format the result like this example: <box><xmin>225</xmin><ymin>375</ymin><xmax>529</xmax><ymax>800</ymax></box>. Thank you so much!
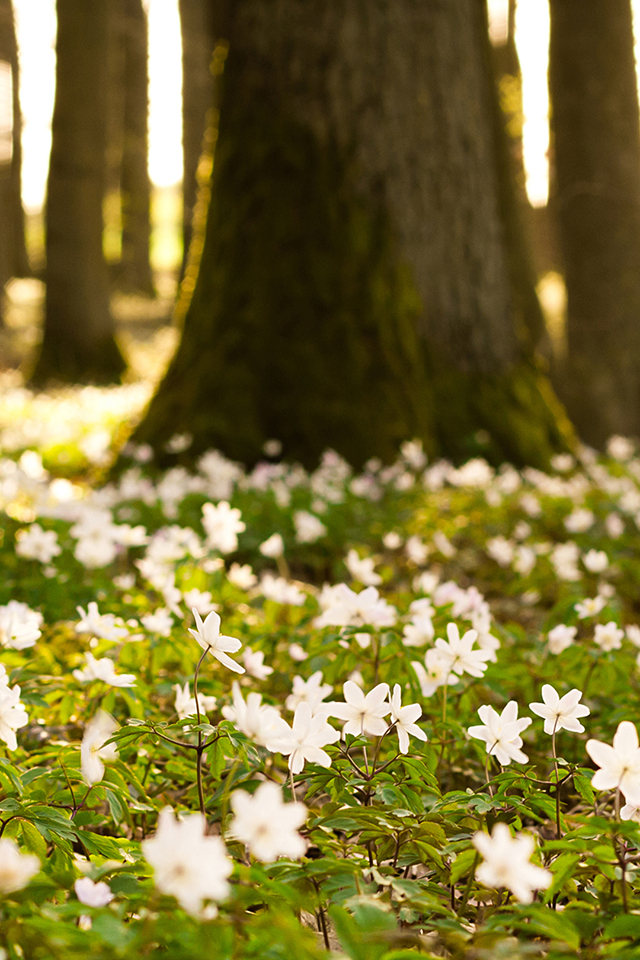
<box><xmin>178</xmin><ymin>0</ymin><xmax>216</xmax><ymax>277</ymax></box>
<box><xmin>117</xmin><ymin>0</ymin><xmax>154</xmax><ymax>295</ymax></box>
<box><xmin>0</xmin><ymin>0</ymin><xmax>29</xmax><ymax>296</ymax></box>
<box><xmin>32</xmin><ymin>0</ymin><xmax>125</xmax><ymax>385</ymax></box>
<box><xmin>549</xmin><ymin>0</ymin><xmax>640</xmax><ymax>446</ymax></box>
<box><xmin>133</xmin><ymin>0</ymin><xmax>571</xmax><ymax>470</ymax></box>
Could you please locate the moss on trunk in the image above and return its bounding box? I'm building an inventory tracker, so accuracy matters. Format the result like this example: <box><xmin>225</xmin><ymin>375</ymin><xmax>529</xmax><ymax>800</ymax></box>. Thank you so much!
<box><xmin>131</xmin><ymin>0</ymin><xmax>573</xmax><ymax>472</ymax></box>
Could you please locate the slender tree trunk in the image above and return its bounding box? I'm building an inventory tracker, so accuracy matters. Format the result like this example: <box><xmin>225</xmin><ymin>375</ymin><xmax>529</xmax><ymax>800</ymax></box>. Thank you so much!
<box><xmin>31</xmin><ymin>0</ymin><xmax>125</xmax><ymax>386</ymax></box>
<box><xmin>132</xmin><ymin>0</ymin><xmax>571</xmax><ymax>471</ymax></box>
<box><xmin>549</xmin><ymin>0</ymin><xmax>640</xmax><ymax>446</ymax></box>
<box><xmin>117</xmin><ymin>0</ymin><xmax>154</xmax><ymax>295</ymax></box>
<box><xmin>178</xmin><ymin>0</ymin><xmax>215</xmax><ymax>276</ymax></box>
<box><xmin>0</xmin><ymin>0</ymin><xmax>29</xmax><ymax>295</ymax></box>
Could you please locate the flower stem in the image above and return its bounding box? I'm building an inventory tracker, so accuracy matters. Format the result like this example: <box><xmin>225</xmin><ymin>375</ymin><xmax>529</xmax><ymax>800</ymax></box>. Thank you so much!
<box><xmin>193</xmin><ymin>645</ymin><xmax>209</xmax><ymax>817</ymax></box>
<box><xmin>551</xmin><ymin>720</ymin><xmax>562</xmax><ymax>839</ymax></box>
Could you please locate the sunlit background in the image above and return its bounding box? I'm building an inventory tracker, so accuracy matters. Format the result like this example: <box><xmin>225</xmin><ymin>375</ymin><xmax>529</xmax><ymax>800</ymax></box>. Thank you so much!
<box><xmin>12</xmin><ymin>0</ymin><xmax>183</xmax><ymax>213</ymax></box>
<box><xmin>7</xmin><ymin>1</ymin><xmax>640</xmax><ymax>217</ymax></box>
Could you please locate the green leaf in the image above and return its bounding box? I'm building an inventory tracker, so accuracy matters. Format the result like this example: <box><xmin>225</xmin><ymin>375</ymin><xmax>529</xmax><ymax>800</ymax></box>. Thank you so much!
<box><xmin>450</xmin><ymin>848</ymin><xmax>477</xmax><ymax>884</ymax></box>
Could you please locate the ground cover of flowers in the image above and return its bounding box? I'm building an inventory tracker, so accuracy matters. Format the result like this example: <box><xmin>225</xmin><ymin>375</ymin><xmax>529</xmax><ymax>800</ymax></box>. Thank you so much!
<box><xmin>2</xmin><ymin>395</ymin><xmax>640</xmax><ymax>957</ymax></box>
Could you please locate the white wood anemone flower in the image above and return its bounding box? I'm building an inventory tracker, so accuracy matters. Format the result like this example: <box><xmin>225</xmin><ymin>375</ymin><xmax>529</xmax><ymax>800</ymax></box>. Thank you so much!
<box><xmin>142</xmin><ymin>808</ymin><xmax>232</xmax><ymax>916</ymax></box>
<box><xmin>529</xmin><ymin>684</ymin><xmax>590</xmax><ymax>736</ymax></box>
<box><xmin>228</xmin><ymin>782</ymin><xmax>307</xmax><ymax>862</ymax></box>
<box><xmin>188</xmin><ymin>608</ymin><xmax>245</xmax><ymax>674</ymax></box>
<box><xmin>473</xmin><ymin>823</ymin><xmax>551</xmax><ymax>904</ymax></box>
<box><xmin>586</xmin><ymin>720</ymin><xmax>640</xmax><ymax>805</ymax></box>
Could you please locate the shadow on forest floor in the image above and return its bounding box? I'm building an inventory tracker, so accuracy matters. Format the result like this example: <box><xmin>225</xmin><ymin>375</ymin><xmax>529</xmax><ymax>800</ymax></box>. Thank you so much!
<box><xmin>0</xmin><ymin>272</ymin><xmax>179</xmax><ymax>385</ymax></box>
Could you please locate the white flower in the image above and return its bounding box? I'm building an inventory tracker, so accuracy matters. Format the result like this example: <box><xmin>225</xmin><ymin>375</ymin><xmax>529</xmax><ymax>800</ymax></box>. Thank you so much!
<box><xmin>586</xmin><ymin>721</ymin><xmax>640</xmax><ymax>804</ymax></box>
<box><xmin>259</xmin><ymin>574</ymin><xmax>306</xmax><ymax>606</ymax></box>
<box><xmin>329</xmin><ymin>681</ymin><xmax>390</xmax><ymax>738</ymax></box>
<box><xmin>288</xmin><ymin>643</ymin><xmax>308</xmax><ymax>662</ymax></box>
<box><xmin>583</xmin><ymin>549</ymin><xmax>609</xmax><ymax>573</ymax></box>
<box><xmin>314</xmin><ymin>583</ymin><xmax>396</xmax><ymax>629</ymax></box>
<box><xmin>434</xmin><ymin>623</ymin><xmax>491</xmax><ymax>679</ymax></box>
<box><xmin>80</xmin><ymin>710</ymin><xmax>118</xmax><ymax>784</ymax></box>
<box><xmin>182</xmin><ymin>589</ymin><xmax>217</xmax><ymax>616</ymax></box>
<box><xmin>188</xmin><ymin>609</ymin><xmax>244</xmax><ymax>674</ymax></box>
<box><xmin>605</xmin><ymin>513</ymin><xmax>625</xmax><ymax>539</ymax></box>
<box><xmin>285</xmin><ymin>672</ymin><xmax>332</xmax><ymax>714</ymax></box>
<box><xmin>74</xmin><ymin>877</ymin><xmax>114</xmax><ymax>907</ymax></box>
<box><xmin>229</xmin><ymin>783</ymin><xmax>307</xmax><ymax>862</ymax></box>
<box><xmin>468</xmin><ymin>702</ymin><xmax>532</xmax><ymax>766</ymax></box>
<box><xmin>76</xmin><ymin>602</ymin><xmax>129</xmax><ymax>642</ymax></box>
<box><xmin>432</xmin><ymin>531</ymin><xmax>455</xmax><ymax>557</ymax></box>
<box><xmin>513</xmin><ymin>545</ymin><xmax>536</xmax><ymax>577</ymax></box>
<box><xmin>141</xmin><ymin>608</ymin><xmax>174</xmax><ymax>637</ymax></box>
<box><xmin>529</xmin><ymin>685</ymin><xmax>590</xmax><ymax>736</ymax></box>
<box><xmin>202</xmin><ymin>501</ymin><xmax>245</xmax><ymax>554</ymax></box>
<box><xmin>547</xmin><ymin>624</ymin><xmax>577</xmax><ymax>655</ymax></box>
<box><xmin>551</xmin><ymin>542</ymin><xmax>581</xmax><ymax>582</ymax></box>
<box><xmin>594</xmin><ymin>621</ymin><xmax>624</xmax><ymax>652</ymax></box>
<box><xmin>0</xmin><ymin>684</ymin><xmax>28</xmax><ymax>751</ymax></box>
<box><xmin>412</xmin><ymin>570</ymin><xmax>439</xmax><ymax>594</ymax></box>
<box><xmin>486</xmin><ymin>536</ymin><xmax>515</xmax><ymax>567</ymax></box>
<box><xmin>473</xmin><ymin>823</ymin><xmax>551</xmax><ymax>904</ymax></box>
<box><xmin>293</xmin><ymin>512</ymin><xmax>327</xmax><ymax>545</ymax></box>
<box><xmin>142</xmin><ymin>808</ymin><xmax>232</xmax><ymax>916</ymax></box>
<box><xmin>265</xmin><ymin>702</ymin><xmax>339</xmax><ymax>774</ymax></box>
<box><xmin>72</xmin><ymin>653</ymin><xmax>136</xmax><ymax>688</ymax></box>
<box><xmin>0</xmin><ymin>607</ymin><xmax>41</xmax><ymax>651</ymax></box>
<box><xmin>0</xmin><ymin>839</ymin><xmax>39</xmax><ymax>894</ymax></box>
<box><xmin>382</xmin><ymin>532</ymin><xmax>403</xmax><ymax>550</ymax></box>
<box><xmin>227</xmin><ymin>563</ymin><xmax>257</xmax><ymax>590</ymax></box>
<box><xmin>621</xmin><ymin>803</ymin><xmax>640</xmax><ymax>822</ymax></box>
<box><xmin>565</xmin><ymin>508</ymin><xmax>595</xmax><ymax>533</ymax></box>
<box><xmin>608</xmin><ymin>435</ymin><xmax>634</xmax><ymax>460</ymax></box>
<box><xmin>626</xmin><ymin>625</ymin><xmax>640</xmax><ymax>648</ymax></box>
<box><xmin>242</xmin><ymin>648</ymin><xmax>273</xmax><ymax>681</ymax></box>
<box><xmin>15</xmin><ymin>524</ymin><xmax>61</xmax><ymax>564</ymax></box>
<box><xmin>412</xmin><ymin>649</ymin><xmax>459</xmax><ymax>697</ymax></box>
<box><xmin>405</xmin><ymin>535</ymin><xmax>429</xmax><ymax>565</ymax></box>
<box><xmin>575</xmin><ymin>595</ymin><xmax>607</xmax><ymax>619</ymax></box>
<box><xmin>389</xmin><ymin>685</ymin><xmax>427</xmax><ymax>754</ymax></box>
<box><xmin>259</xmin><ymin>533</ymin><xmax>284</xmax><ymax>558</ymax></box>
<box><xmin>173</xmin><ymin>682</ymin><xmax>216</xmax><ymax>721</ymax></box>
<box><xmin>402</xmin><ymin>612</ymin><xmax>435</xmax><ymax>647</ymax></box>
<box><xmin>344</xmin><ymin>550</ymin><xmax>381</xmax><ymax>586</ymax></box>
<box><xmin>222</xmin><ymin>682</ymin><xmax>283</xmax><ymax>746</ymax></box>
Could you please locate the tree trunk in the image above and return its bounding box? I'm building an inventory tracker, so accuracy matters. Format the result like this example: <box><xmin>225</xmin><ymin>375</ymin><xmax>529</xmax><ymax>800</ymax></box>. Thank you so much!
<box><xmin>31</xmin><ymin>0</ymin><xmax>125</xmax><ymax>386</ymax></box>
<box><xmin>0</xmin><ymin>0</ymin><xmax>29</xmax><ymax>296</ymax></box>
<box><xmin>178</xmin><ymin>0</ymin><xmax>215</xmax><ymax>276</ymax></box>
<box><xmin>133</xmin><ymin>0</ymin><xmax>571</xmax><ymax>471</ymax></box>
<box><xmin>549</xmin><ymin>0</ymin><xmax>640</xmax><ymax>446</ymax></box>
<box><xmin>117</xmin><ymin>0</ymin><xmax>154</xmax><ymax>296</ymax></box>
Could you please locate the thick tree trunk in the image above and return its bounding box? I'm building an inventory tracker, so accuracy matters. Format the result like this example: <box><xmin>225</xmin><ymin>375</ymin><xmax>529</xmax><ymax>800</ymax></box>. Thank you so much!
<box><xmin>31</xmin><ymin>0</ymin><xmax>125</xmax><ymax>386</ymax></box>
<box><xmin>133</xmin><ymin>0</ymin><xmax>571</xmax><ymax>470</ymax></box>
<box><xmin>178</xmin><ymin>0</ymin><xmax>215</xmax><ymax>276</ymax></box>
<box><xmin>0</xmin><ymin>0</ymin><xmax>29</xmax><ymax>295</ymax></box>
<box><xmin>549</xmin><ymin>0</ymin><xmax>640</xmax><ymax>446</ymax></box>
<box><xmin>117</xmin><ymin>0</ymin><xmax>154</xmax><ymax>295</ymax></box>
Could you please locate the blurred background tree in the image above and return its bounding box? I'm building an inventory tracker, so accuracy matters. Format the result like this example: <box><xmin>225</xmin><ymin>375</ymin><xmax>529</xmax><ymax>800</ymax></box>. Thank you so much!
<box><xmin>111</xmin><ymin>0</ymin><xmax>155</xmax><ymax>297</ymax></box>
<box><xmin>5</xmin><ymin>0</ymin><xmax>640</xmax><ymax>466</ymax></box>
<box><xmin>31</xmin><ymin>0</ymin><xmax>125</xmax><ymax>385</ymax></box>
<box><xmin>0</xmin><ymin>0</ymin><xmax>28</xmax><ymax>322</ymax></box>
<box><xmin>178</xmin><ymin>0</ymin><xmax>215</xmax><ymax>281</ymax></box>
<box><xmin>132</xmin><ymin>0</ymin><xmax>571</xmax><ymax>470</ymax></box>
<box><xmin>549</xmin><ymin>0</ymin><xmax>640</xmax><ymax>447</ymax></box>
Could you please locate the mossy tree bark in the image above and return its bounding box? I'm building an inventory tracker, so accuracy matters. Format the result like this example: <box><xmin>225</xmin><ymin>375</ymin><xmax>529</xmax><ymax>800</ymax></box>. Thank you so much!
<box><xmin>549</xmin><ymin>0</ymin><xmax>640</xmax><ymax>446</ymax></box>
<box><xmin>133</xmin><ymin>0</ymin><xmax>571</xmax><ymax>471</ymax></box>
<box><xmin>0</xmin><ymin>0</ymin><xmax>29</xmax><ymax>302</ymax></box>
<box><xmin>178</xmin><ymin>0</ymin><xmax>215</xmax><ymax>278</ymax></box>
<box><xmin>116</xmin><ymin>0</ymin><xmax>154</xmax><ymax>296</ymax></box>
<box><xmin>31</xmin><ymin>0</ymin><xmax>125</xmax><ymax>386</ymax></box>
